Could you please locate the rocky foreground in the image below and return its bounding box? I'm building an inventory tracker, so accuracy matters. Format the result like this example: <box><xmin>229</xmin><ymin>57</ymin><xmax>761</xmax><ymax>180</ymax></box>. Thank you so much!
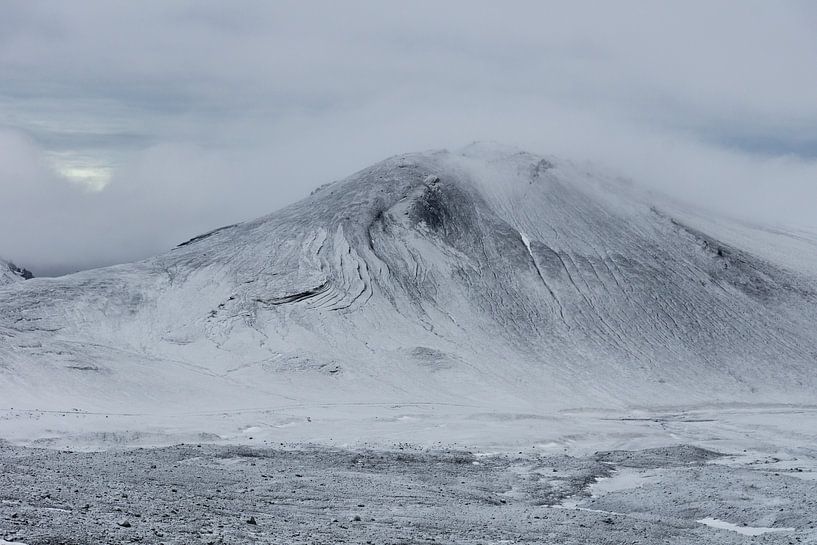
<box><xmin>1</xmin><ymin>442</ymin><xmax>814</xmax><ymax>544</ymax></box>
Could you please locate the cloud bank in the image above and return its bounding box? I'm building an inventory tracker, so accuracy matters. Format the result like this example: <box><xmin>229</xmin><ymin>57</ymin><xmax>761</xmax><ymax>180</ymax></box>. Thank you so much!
<box><xmin>1</xmin><ymin>1</ymin><xmax>816</xmax><ymax>275</ymax></box>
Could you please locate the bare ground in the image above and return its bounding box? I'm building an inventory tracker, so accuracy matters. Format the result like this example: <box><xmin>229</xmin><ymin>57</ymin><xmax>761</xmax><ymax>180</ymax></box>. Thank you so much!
<box><xmin>1</xmin><ymin>442</ymin><xmax>815</xmax><ymax>544</ymax></box>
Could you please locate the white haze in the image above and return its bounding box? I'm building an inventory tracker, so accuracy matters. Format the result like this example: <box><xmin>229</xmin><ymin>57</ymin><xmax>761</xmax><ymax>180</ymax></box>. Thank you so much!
<box><xmin>1</xmin><ymin>1</ymin><xmax>816</xmax><ymax>275</ymax></box>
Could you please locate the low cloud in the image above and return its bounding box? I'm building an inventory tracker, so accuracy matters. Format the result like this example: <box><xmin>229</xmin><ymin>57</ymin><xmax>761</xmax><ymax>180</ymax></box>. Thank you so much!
<box><xmin>1</xmin><ymin>1</ymin><xmax>816</xmax><ymax>275</ymax></box>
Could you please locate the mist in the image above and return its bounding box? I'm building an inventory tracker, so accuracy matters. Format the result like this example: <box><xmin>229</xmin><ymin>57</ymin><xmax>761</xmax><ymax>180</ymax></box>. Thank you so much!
<box><xmin>2</xmin><ymin>1</ymin><xmax>817</xmax><ymax>275</ymax></box>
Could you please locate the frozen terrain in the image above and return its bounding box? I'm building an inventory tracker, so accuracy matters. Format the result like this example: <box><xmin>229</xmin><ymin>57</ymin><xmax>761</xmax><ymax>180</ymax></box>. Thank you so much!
<box><xmin>1</xmin><ymin>144</ymin><xmax>816</xmax><ymax>542</ymax></box>
<box><xmin>0</xmin><ymin>259</ymin><xmax>32</xmax><ymax>286</ymax></box>
<box><xmin>1</xmin><ymin>440</ymin><xmax>815</xmax><ymax>544</ymax></box>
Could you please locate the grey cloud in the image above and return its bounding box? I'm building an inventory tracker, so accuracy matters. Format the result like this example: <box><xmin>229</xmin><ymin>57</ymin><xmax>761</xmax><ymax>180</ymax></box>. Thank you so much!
<box><xmin>1</xmin><ymin>1</ymin><xmax>816</xmax><ymax>275</ymax></box>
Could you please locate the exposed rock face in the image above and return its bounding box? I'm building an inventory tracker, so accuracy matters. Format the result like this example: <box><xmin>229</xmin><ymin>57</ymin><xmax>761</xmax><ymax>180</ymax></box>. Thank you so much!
<box><xmin>1</xmin><ymin>144</ymin><xmax>816</xmax><ymax>413</ymax></box>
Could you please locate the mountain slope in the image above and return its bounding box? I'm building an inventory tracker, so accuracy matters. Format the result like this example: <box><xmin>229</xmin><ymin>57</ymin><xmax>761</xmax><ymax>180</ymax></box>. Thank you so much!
<box><xmin>0</xmin><ymin>258</ymin><xmax>33</xmax><ymax>285</ymax></box>
<box><xmin>1</xmin><ymin>144</ymin><xmax>816</xmax><ymax>416</ymax></box>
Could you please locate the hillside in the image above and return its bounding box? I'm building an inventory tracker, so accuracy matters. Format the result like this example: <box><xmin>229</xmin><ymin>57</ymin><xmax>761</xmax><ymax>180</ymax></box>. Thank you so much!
<box><xmin>0</xmin><ymin>258</ymin><xmax>33</xmax><ymax>285</ymax></box>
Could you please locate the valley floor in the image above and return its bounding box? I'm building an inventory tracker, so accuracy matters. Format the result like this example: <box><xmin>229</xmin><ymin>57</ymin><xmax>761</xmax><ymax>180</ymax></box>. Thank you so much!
<box><xmin>1</xmin><ymin>439</ymin><xmax>816</xmax><ymax>544</ymax></box>
<box><xmin>1</xmin><ymin>404</ymin><xmax>816</xmax><ymax>544</ymax></box>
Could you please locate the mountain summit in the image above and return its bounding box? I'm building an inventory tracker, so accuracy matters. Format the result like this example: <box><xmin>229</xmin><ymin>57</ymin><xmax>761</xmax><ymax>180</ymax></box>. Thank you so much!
<box><xmin>2</xmin><ymin>144</ymin><xmax>816</xmax><ymax>414</ymax></box>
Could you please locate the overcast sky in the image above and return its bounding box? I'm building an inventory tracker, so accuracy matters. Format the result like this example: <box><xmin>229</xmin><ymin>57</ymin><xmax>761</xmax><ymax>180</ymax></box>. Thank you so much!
<box><xmin>1</xmin><ymin>1</ymin><xmax>817</xmax><ymax>275</ymax></box>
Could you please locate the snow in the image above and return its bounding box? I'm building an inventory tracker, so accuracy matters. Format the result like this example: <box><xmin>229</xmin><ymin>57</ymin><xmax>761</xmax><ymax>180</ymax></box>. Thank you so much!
<box><xmin>696</xmin><ymin>517</ymin><xmax>794</xmax><ymax>536</ymax></box>
<box><xmin>0</xmin><ymin>257</ymin><xmax>31</xmax><ymax>285</ymax></box>
<box><xmin>519</xmin><ymin>231</ymin><xmax>533</xmax><ymax>255</ymax></box>
<box><xmin>589</xmin><ymin>469</ymin><xmax>663</xmax><ymax>496</ymax></box>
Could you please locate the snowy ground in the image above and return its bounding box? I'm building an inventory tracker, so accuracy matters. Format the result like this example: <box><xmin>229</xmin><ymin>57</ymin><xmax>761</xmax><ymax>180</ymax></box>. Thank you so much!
<box><xmin>2</xmin><ymin>401</ymin><xmax>816</xmax><ymax>455</ymax></box>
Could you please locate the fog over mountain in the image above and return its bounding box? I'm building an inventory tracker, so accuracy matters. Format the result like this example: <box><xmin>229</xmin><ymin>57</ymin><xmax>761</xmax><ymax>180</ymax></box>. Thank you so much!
<box><xmin>2</xmin><ymin>2</ymin><xmax>817</xmax><ymax>275</ymax></box>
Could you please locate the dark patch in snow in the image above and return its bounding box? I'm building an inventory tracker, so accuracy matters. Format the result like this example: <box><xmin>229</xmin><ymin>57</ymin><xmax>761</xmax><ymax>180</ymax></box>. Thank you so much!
<box><xmin>176</xmin><ymin>223</ymin><xmax>239</xmax><ymax>248</ymax></box>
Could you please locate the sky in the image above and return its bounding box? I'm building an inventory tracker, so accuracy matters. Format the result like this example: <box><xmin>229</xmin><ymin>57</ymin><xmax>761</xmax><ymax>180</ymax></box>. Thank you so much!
<box><xmin>1</xmin><ymin>1</ymin><xmax>817</xmax><ymax>275</ymax></box>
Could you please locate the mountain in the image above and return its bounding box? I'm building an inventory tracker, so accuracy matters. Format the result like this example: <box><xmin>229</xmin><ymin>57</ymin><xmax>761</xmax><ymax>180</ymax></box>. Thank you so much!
<box><xmin>0</xmin><ymin>258</ymin><xmax>33</xmax><ymax>285</ymax></box>
<box><xmin>2</xmin><ymin>144</ymin><xmax>816</xmax><ymax>418</ymax></box>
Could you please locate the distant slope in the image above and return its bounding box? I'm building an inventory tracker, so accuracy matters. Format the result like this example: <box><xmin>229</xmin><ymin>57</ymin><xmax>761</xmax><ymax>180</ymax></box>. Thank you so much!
<box><xmin>0</xmin><ymin>257</ymin><xmax>33</xmax><ymax>285</ymax></box>
<box><xmin>1</xmin><ymin>144</ymin><xmax>816</xmax><ymax>414</ymax></box>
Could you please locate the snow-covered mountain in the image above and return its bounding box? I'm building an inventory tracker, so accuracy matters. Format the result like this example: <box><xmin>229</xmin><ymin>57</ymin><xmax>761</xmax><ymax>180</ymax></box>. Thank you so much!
<box><xmin>2</xmin><ymin>144</ymin><xmax>816</xmax><ymax>416</ymax></box>
<box><xmin>0</xmin><ymin>258</ymin><xmax>33</xmax><ymax>285</ymax></box>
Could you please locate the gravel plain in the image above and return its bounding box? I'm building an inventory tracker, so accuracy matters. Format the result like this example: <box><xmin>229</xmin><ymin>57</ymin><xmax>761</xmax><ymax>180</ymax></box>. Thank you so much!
<box><xmin>2</xmin><ymin>441</ymin><xmax>815</xmax><ymax>544</ymax></box>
